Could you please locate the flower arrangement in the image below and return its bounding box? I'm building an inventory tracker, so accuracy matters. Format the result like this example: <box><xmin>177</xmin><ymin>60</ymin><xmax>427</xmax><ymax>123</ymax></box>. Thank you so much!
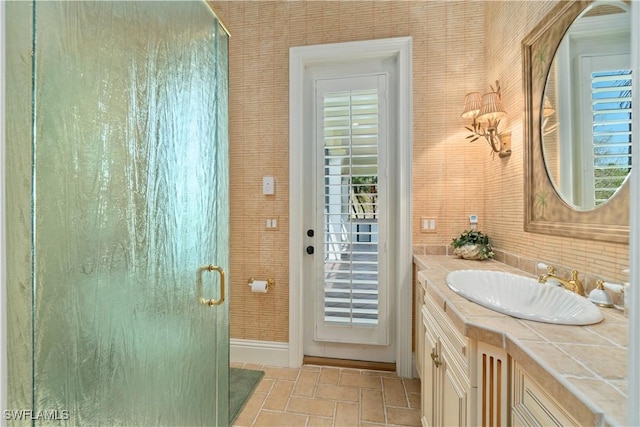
<box><xmin>451</xmin><ymin>230</ymin><xmax>495</xmax><ymax>260</ymax></box>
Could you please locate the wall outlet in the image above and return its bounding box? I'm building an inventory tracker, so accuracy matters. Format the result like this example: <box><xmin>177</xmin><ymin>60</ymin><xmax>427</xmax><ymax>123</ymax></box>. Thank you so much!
<box><xmin>263</xmin><ymin>176</ymin><xmax>275</xmax><ymax>195</ymax></box>
<box><xmin>421</xmin><ymin>217</ymin><xmax>437</xmax><ymax>233</ymax></box>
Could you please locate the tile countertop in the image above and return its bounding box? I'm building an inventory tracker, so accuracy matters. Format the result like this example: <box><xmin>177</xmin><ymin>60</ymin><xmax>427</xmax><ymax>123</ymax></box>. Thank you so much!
<box><xmin>414</xmin><ymin>255</ymin><xmax>628</xmax><ymax>427</ymax></box>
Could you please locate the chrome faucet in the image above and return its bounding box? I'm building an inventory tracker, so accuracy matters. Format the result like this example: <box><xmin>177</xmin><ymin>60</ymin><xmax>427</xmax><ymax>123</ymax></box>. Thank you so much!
<box><xmin>538</xmin><ymin>265</ymin><xmax>586</xmax><ymax>296</ymax></box>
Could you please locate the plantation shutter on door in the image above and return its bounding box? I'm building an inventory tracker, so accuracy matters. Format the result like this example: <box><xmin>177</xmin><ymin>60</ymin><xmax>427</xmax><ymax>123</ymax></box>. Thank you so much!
<box><xmin>315</xmin><ymin>74</ymin><xmax>389</xmax><ymax>346</ymax></box>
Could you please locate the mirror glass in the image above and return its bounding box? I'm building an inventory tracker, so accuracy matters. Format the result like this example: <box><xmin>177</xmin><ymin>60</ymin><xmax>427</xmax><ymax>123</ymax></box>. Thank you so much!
<box><xmin>542</xmin><ymin>1</ymin><xmax>631</xmax><ymax>211</ymax></box>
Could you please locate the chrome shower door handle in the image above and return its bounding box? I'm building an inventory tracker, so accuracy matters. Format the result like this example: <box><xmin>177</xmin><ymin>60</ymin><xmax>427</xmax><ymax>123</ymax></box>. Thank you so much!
<box><xmin>196</xmin><ymin>264</ymin><xmax>226</xmax><ymax>306</ymax></box>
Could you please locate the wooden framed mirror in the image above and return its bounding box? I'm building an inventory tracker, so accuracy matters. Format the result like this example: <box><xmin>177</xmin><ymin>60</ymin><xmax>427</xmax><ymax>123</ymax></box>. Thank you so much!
<box><xmin>523</xmin><ymin>0</ymin><xmax>631</xmax><ymax>243</ymax></box>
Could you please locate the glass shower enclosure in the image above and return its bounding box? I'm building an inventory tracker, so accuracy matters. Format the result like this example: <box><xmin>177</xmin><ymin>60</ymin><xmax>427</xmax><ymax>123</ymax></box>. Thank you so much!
<box><xmin>6</xmin><ymin>1</ymin><xmax>230</xmax><ymax>425</ymax></box>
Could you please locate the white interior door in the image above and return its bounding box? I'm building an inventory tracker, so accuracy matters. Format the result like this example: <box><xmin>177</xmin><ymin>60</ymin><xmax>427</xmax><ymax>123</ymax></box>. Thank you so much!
<box><xmin>304</xmin><ymin>72</ymin><xmax>394</xmax><ymax>362</ymax></box>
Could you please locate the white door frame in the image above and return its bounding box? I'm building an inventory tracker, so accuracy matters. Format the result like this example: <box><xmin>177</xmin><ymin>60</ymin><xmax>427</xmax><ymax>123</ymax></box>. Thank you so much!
<box><xmin>289</xmin><ymin>37</ymin><xmax>413</xmax><ymax>377</ymax></box>
<box><xmin>628</xmin><ymin>2</ymin><xmax>640</xmax><ymax>424</ymax></box>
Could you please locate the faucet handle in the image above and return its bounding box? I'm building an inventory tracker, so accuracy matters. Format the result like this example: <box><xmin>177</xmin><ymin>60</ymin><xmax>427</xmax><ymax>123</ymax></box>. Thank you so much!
<box><xmin>603</xmin><ymin>281</ymin><xmax>625</xmax><ymax>294</ymax></box>
<box><xmin>537</xmin><ymin>262</ymin><xmax>556</xmax><ymax>274</ymax></box>
<box><xmin>538</xmin><ymin>262</ymin><xmax>556</xmax><ymax>274</ymax></box>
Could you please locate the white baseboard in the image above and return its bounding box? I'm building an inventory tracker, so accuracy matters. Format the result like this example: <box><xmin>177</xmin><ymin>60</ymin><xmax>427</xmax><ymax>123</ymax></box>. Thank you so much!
<box><xmin>230</xmin><ymin>338</ymin><xmax>290</xmax><ymax>367</ymax></box>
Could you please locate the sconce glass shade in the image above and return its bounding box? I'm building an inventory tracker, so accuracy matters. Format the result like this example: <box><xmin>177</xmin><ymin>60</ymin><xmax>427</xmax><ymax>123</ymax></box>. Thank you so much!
<box><xmin>477</xmin><ymin>92</ymin><xmax>506</xmax><ymax>123</ymax></box>
<box><xmin>461</xmin><ymin>92</ymin><xmax>482</xmax><ymax>118</ymax></box>
<box><xmin>543</xmin><ymin>96</ymin><xmax>555</xmax><ymax>117</ymax></box>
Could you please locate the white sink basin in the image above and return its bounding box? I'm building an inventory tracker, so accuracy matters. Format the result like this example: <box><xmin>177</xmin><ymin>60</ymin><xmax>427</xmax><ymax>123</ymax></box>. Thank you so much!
<box><xmin>445</xmin><ymin>270</ymin><xmax>603</xmax><ymax>325</ymax></box>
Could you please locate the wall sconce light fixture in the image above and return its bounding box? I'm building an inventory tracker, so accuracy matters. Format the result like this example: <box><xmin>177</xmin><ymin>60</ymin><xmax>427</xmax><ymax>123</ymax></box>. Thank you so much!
<box><xmin>461</xmin><ymin>80</ymin><xmax>511</xmax><ymax>158</ymax></box>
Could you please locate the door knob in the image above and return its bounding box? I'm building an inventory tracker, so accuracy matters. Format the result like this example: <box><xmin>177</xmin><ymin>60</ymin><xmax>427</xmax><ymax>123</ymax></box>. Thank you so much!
<box><xmin>306</xmin><ymin>246</ymin><xmax>314</xmax><ymax>255</ymax></box>
<box><xmin>307</xmin><ymin>229</ymin><xmax>314</xmax><ymax>237</ymax></box>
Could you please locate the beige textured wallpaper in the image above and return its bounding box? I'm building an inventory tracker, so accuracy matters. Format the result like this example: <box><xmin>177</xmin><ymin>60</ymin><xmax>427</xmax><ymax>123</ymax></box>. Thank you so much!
<box><xmin>212</xmin><ymin>0</ymin><xmax>629</xmax><ymax>344</ymax></box>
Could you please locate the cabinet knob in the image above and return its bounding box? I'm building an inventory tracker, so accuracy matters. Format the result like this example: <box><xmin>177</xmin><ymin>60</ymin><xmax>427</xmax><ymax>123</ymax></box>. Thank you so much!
<box><xmin>430</xmin><ymin>351</ymin><xmax>442</xmax><ymax>368</ymax></box>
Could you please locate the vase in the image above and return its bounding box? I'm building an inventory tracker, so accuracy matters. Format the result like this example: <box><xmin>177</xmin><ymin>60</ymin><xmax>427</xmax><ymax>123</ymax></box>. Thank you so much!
<box><xmin>453</xmin><ymin>244</ymin><xmax>483</xmax><ymax>260</ymax></box>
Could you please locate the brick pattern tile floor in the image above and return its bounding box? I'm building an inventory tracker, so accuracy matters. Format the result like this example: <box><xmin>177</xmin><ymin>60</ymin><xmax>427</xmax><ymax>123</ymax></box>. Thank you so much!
<box><xmin>231</xmin><ymin>363</ymin><xmax>421</xmax><ymax>427</ymax></box>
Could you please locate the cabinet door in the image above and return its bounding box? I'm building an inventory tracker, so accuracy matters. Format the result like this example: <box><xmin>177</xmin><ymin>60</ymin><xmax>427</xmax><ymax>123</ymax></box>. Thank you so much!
<box><xmin>415</xmin><ymin>279</ymin><xmax>426</xmax><ymax>378</ymax></box>
<box><xmin>422</xmin><ymin>319</ymin><xmax>438</xmax><ymax>427</ymax></box>
<box><xmin>441</xmin><ymin>340</ymin><xmax>469</xmax><ymax>427</ymax></box>
<box><xmin>512</xmin><ymin>361</ymin><xmax>580</xmax><ymax>426</ymax></box>
<box><xmin>422</xmin><ymin>299</ymin><xmax>472</xmax><ymax>427</ymax></box>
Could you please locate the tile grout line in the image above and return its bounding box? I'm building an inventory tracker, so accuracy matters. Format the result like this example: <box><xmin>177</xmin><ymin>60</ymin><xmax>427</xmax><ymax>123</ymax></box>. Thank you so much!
<box><xmin>358</xmin><ymin>386</ymin><xmax>364</xmax><ymax>426</ymax></box>
<box><xmin>402</xmin><ymin>378</ymin><xmax>411</xmax><ymax>409</ymax></box>
<box><xmin>324</xmin><ymin>367</ymin><xmax>339</xmax><ymax>427</ymax></box>
<box><xmin>255</xmin><ymin>363</ymin><xmax>275</xmax><ymax>427</ymax></box>
<box><xmin>380</xmin><ymin>374</ymin><xmax>389</xmax><ymax>425</ymax></box>
<box><xmin>338</xmin><ymin>366</ymin><xmax>345</xmax><ymax>427</ymax></box>
<box><xmin>285</xmin><ymin>366</ymin><xmax>303</xmax><ymax>416</ymax></box>
<box><xmin>249</xmin><ymin>363</ymin><xmax>267</xmax><ymax>427</ymax></box>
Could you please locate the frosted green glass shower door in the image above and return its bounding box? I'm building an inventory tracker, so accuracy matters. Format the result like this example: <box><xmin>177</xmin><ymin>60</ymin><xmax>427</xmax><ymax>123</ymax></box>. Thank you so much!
<box><xmin>32</xmin><ymin>2</ymin><xmax>229</xmax><ymax>425</ymax></box>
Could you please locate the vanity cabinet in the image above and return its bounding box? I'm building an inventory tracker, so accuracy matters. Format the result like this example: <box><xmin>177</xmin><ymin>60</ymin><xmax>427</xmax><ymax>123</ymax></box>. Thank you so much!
<box><xmin>417</xmin><ymin>266</ymin><xmax>588</xmax><ymax>427</ymax></box>
<box><xmin>415</xmin><ymin>257</ymin><xmax>625</xmax><ymax>426</ymax></box>
<box><xmin>421</xmin><ymin>293</ymin><xmax>473</xmax><ymax>427</ymax></box>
